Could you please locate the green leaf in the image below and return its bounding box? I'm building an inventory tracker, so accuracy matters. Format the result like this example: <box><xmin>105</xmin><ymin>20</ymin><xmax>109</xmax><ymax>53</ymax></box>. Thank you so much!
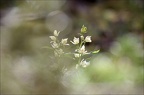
<box><xmin>92</xmin><ymin>50</ymin><xmax>100</xmax><ymax>54</ymax></box>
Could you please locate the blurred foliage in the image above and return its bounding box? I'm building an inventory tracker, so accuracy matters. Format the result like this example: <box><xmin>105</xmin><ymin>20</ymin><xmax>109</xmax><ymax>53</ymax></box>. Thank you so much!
<box><xmin>88</xmin><ymin>34</ymin><xmax>143</xmax><ymax>83</ymax></box>
<box><xmin>0</xmin><ymin>0</ymin><xmax>144</xmax><ymax>94</ymax></box>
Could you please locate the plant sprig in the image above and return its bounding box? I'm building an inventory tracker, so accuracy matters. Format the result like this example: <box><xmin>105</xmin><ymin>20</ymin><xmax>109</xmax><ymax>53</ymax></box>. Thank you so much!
<box><xmin>49</xmin><ymin>25</ymin><xmax>100</xmax><ymax>69</ymax></box>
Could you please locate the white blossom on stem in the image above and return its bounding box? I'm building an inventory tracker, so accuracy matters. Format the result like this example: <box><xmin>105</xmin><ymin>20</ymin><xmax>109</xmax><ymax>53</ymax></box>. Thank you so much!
<box><xmin>77</xmin><ymin>45</ymin><xmax>88</xmax><ymax>55</ymax></box>
<box><xmin>85</xmin><ymin>36</ymin><xmax>92</xmax><ymax>42</ymax></box>
<box><xmin>71</xmin><ymin>37</ymin><xmax>79</xmax><ymax>45</ymax></box>
<box><xmin>54</xmin><ymin>30</ymin><xmax>60</xmax><ymax>36</ymax></box>
<box><xmin>50</xmin><ymin>36</ymin><xmax>56</xmax><ymax>41</ymax></box>
<box><xmin>61</xmin><ymin>38</ymin><xmax>69</xmax><ymax>45</ymax></box>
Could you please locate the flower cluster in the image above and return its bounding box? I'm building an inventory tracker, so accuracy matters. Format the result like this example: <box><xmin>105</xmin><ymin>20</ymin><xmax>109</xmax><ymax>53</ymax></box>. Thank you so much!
<box><xmin>49</xmin><ymin>30</ymin><xmax>69</xmax><ymax>57</ymax></box>
<box><xmin>71</xmin><ymin>25</ymin><xmax>93</xmax><ymax>68</ymax></box>
<box><xmin>49</xmin><ymin>25</ymin><xmax>100</xmax><ymax>69</ymax></box>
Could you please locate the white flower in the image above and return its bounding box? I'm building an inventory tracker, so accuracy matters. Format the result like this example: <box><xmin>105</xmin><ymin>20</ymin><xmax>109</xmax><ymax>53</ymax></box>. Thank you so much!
<box><xmin>77</xmin><ymin>45</ymin><xmax>87</xmax><ymax>55</ymax></box>
<box><xmin>61</xmin><ymin>38</ymin><xmax>69</xmax><ymax>45</ymax></box>
<box><xmin>74</xmin><ymin>53</ymin><xmax>81</xmax><ymax>58</ymax></box>
<box><xmin>71</xmin><ymin>37</ymin><xmax>79</xmax><ymax>45</ymax></box>
<box><xmin>50</xmin><ymin>36</ymin><xmax>56</xmax><ymax>41</ymax></box>
<box><xmin>51</xmin><ymin>42</ymin><xmax>59</xmax><ymax>48</ymax></box>
<box><xmin>85</xmin><ymin>36</ymin><xmax>92</xmax><ymax>42</ymax></box>
<box><xmin>80</xmin><ymin>59</ymin><xmax>90</xmax><ymax>67</ymax></box>
<box><xmin>54</xmin><ymin>30</ymin><xmax>60</xmax><ymax>36</ymax></box>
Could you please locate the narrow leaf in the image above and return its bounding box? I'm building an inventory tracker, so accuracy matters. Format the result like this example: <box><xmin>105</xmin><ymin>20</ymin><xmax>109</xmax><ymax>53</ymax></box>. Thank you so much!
<box><xmin>92</xmin><ymin>49</ymin><xmax>100</xmax><ymax>54</ymax></box>
<box><xmin>41</xmin><ymin>46</ymin><xmax>53</xmax><ymax>50</ymax></box>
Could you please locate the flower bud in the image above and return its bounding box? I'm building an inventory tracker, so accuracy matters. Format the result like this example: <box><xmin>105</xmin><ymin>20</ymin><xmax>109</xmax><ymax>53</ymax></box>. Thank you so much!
<box><xmin>54</xmin><ymin>30</ymin><xmax>60</xmax><ymax>36</ymax></box>
<box><xmin>81</xmin><ymin>25</ymin><xmax>87</xmax><ymax>33</ymax></box>
<box><xmin>80</xmin><ymin>36</ymin><xmax>84</xmax><ymax>40</ymax></box>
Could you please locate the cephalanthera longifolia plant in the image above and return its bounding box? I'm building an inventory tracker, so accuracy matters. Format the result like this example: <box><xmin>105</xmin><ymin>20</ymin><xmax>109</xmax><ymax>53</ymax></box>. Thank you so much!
<box><xmin>49</xmin><ymin>25</ymin><xmax>100</xmax><ymax>69</ymax></box>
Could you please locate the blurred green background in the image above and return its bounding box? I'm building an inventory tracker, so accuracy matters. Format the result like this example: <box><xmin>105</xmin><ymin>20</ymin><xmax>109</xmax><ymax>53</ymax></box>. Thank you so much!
<box><xmin>0</xmin><ymin>0</ymin><xmax>143</xmax><ymax>94</ymax></box>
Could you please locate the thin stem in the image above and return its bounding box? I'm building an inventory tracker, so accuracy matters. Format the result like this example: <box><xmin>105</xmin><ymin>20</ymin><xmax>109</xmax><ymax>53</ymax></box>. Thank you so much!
<box><xmin>77</xmin><ymin>54</ymin><xmax>81</xmax><ymax>65</ymax></box>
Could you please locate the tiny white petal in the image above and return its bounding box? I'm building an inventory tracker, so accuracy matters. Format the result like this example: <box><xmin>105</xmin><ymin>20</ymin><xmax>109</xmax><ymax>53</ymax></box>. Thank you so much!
<box><xmin>61</xmin><ymin>38</ymin><xmax>69</xmax><ymax>45</ymax></box>
<box><xmin>74</xmin><ymin>53</ymin><xmax>81</xmax><ymax>58</ymax></box>
<box><xmin>50</xmin><ymin>36</ymin><xmax>56</xmax><ymax>41</ymax></box>
<box><xmin>77</xmin><ymin>45</ymin><xmax>87</xmax><ymax>55</ymax></box>
<box><xmin>85</xmin><ymin>36</ymin><xmax>92</xmax><ymax>42</ymax></box>
<box><xmin>54</xmin><ymin>30</ymin><xmax>60</xmax><ymax>36</ymax></box>
<box><xmin>71</xmin><ymin>37</ymin><xmax>79</xmax><ymax>44</ymax></box>
<box><xmin>51</xmin><ymin>42</ymin><xmax>59</xmax><ymax>48</ymax></box>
